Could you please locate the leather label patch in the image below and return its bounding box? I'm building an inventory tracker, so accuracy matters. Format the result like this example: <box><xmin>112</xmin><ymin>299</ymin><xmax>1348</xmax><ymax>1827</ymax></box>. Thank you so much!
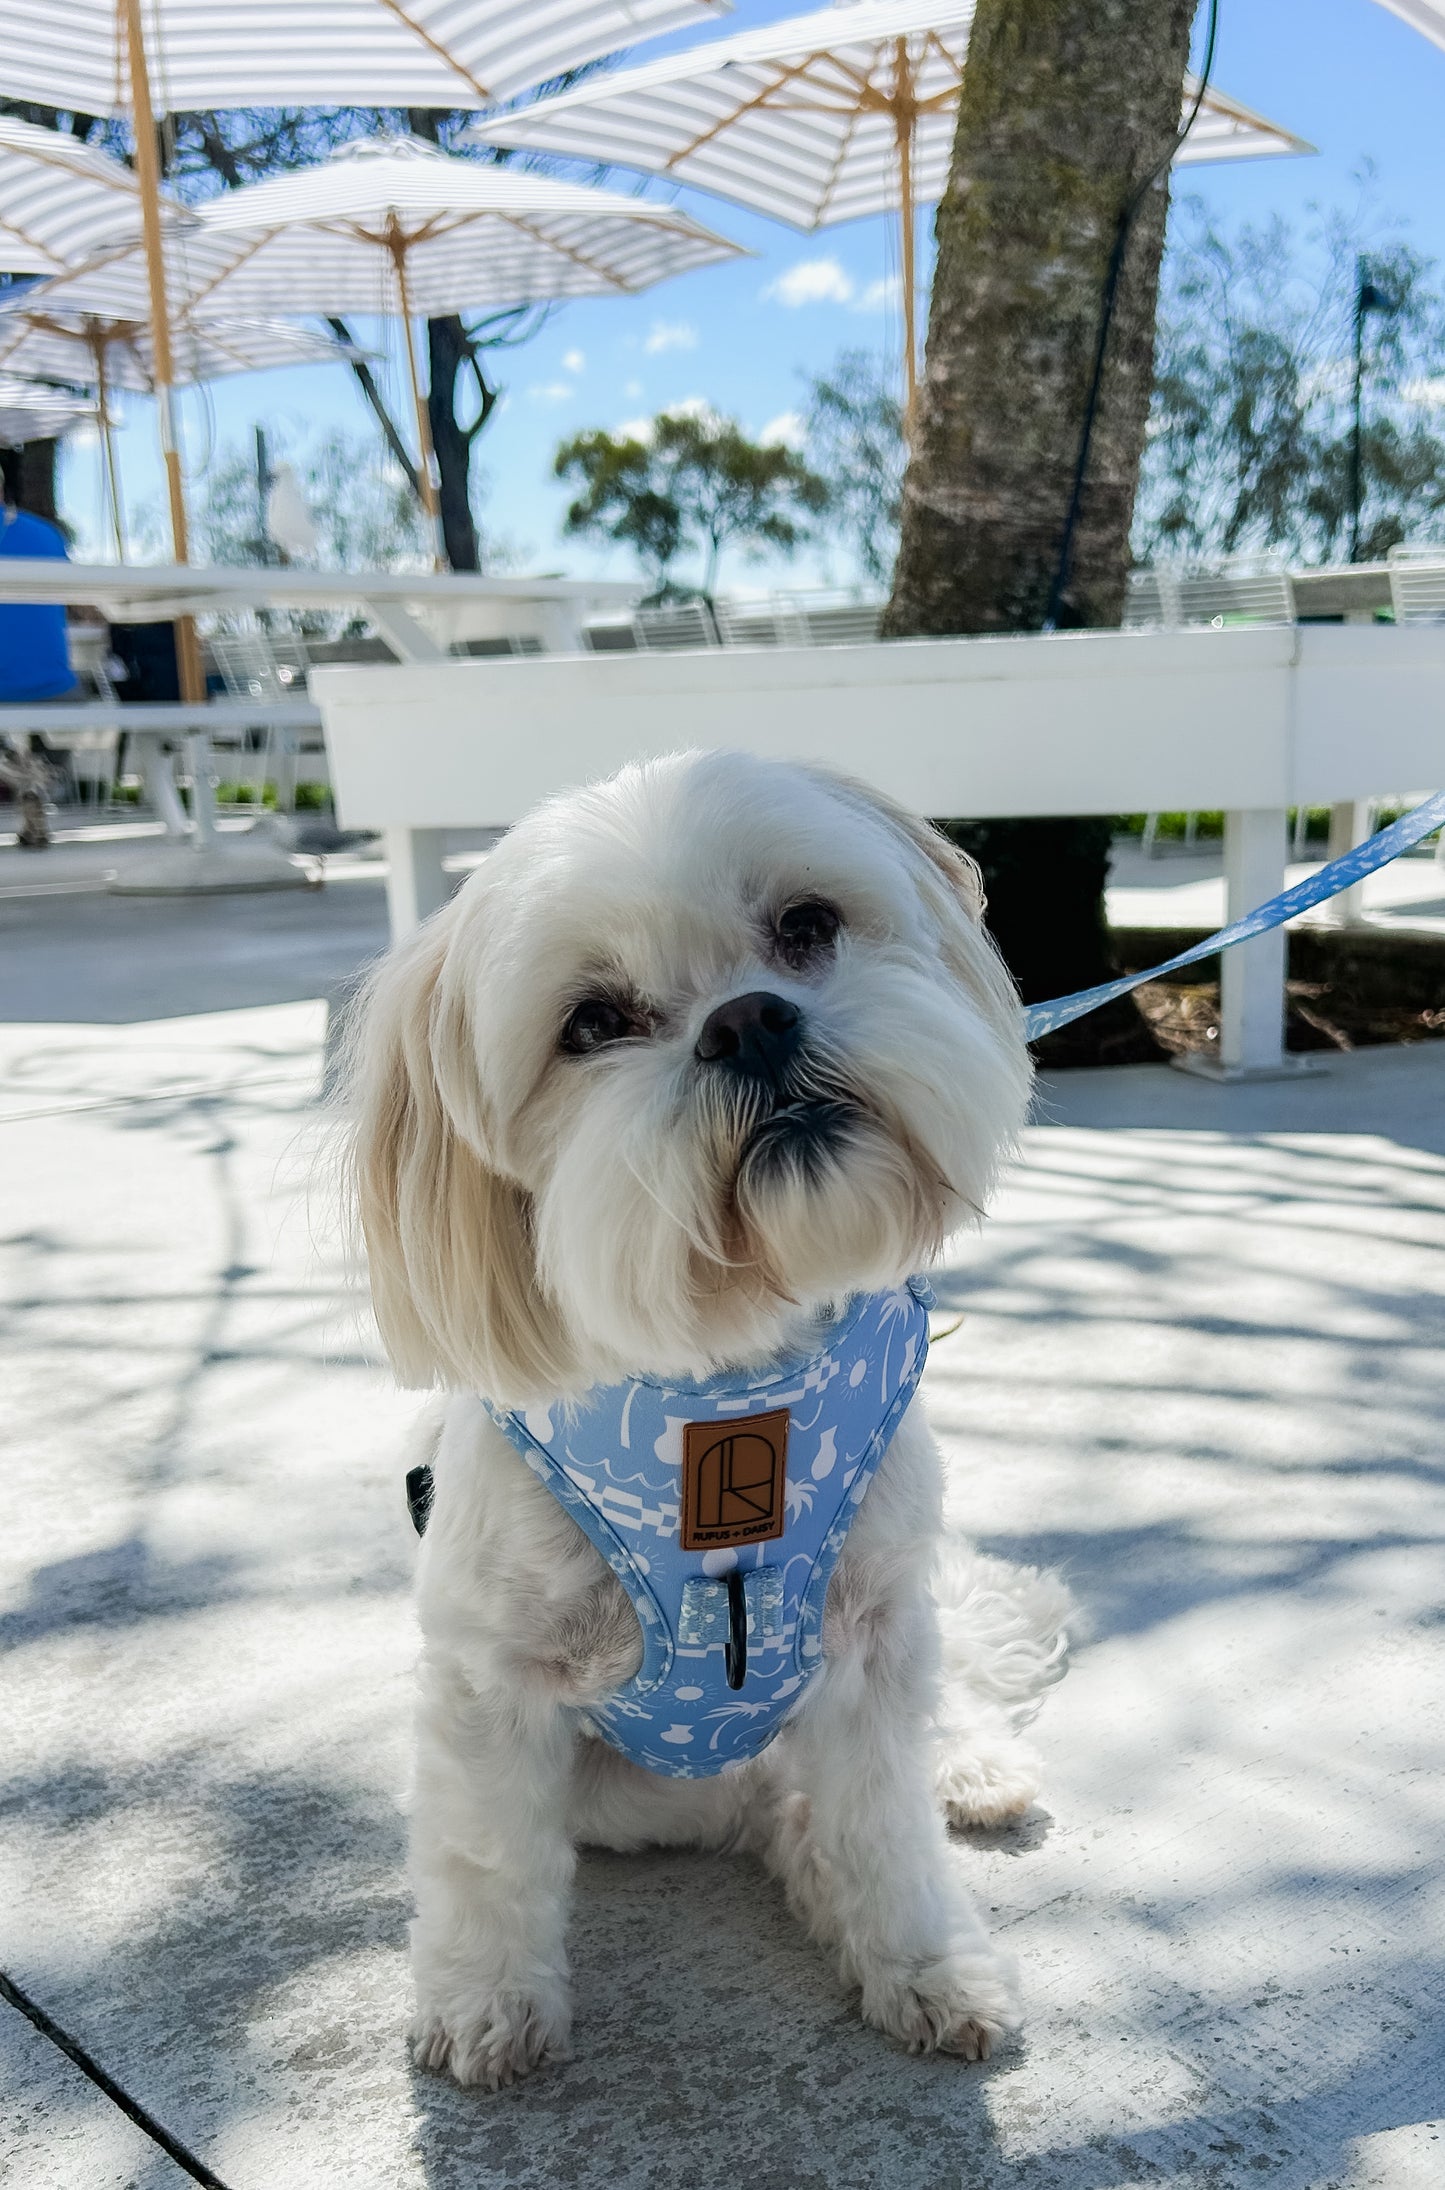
<box><xmin>680</xmin><ymin>1409</ymin><xmax>789</xmax><ymax>1551</ymax></box>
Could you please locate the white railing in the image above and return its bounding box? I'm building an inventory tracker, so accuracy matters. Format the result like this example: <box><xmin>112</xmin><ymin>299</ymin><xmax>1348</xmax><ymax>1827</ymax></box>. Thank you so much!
<box><xmin>310</xmin><ymin>621</ymin><xmax>1445</xmax><ymax>1081</ymax></box>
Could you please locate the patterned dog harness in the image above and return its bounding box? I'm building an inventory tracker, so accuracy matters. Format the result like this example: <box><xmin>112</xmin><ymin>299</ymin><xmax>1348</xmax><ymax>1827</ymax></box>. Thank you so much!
<box><xmin>476</xmin><ymin>1280</ymin><xmax>932</xmax><ymax>1779</ymax></box>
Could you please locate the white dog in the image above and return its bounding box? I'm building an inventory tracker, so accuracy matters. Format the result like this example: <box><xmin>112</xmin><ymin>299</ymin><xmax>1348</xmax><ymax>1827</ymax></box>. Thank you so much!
<box><xmin>341</xmin><ymin>749</ymin><xmax>1070</xmax><ymax>2089</ymax></box>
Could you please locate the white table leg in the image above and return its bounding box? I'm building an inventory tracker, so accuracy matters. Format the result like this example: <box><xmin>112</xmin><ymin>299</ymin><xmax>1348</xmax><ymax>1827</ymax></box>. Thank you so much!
<box><xmin>360</xmin><ymin>599</ymin><xmax>447</xmax><ymax>665</ymax></box>
<box><xmin>384</xmin><ymin>826</ymin><xmax>451</xmax><ymax>940</ymax></box>
<box><xmin>537</xmin><ymin>600</ymin><xmax>586</xmax><ymax>655</ymax></box>
<box><xmin>1323</xmin><ymin>800</ymin><xmax>1372</xmax><ymax>925</ymax></box>
<box><xmin>1220</xmin><ymin>808</ymin><xmax>1288</xmax><ymax>1074</ymax></box>
<box><xmin>184</xmin><ymin>734</ymin><xmax>218</xmax><ymax>847</ymax></box>
<box><xmin>136</xmin><ymin>732</ymin><xmax>190</xmax><ymax>838</ymax></box>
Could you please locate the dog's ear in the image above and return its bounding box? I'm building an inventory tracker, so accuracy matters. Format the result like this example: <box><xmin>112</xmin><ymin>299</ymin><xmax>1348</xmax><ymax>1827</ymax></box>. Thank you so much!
<box><xmin>342</xmin><ymin>900</ymin><xmax>577</xmax><ymax>1399</ymax></box>
<box><xmin>805</xmin><ymin>767</ymin><xmax>1022</xmax><ymax>1024</ymax></box>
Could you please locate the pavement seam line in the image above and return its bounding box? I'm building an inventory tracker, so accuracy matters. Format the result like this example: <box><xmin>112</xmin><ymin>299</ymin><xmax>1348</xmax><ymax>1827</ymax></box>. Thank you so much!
<box><xmin>0</xmin><ymin>1968</ymin><xmax>236</xmax><ymax>2190</ymax></box>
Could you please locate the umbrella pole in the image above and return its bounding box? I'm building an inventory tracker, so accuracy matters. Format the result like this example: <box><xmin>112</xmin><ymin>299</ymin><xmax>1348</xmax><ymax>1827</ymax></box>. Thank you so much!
<box><xmin>121</xmin><ymin>0</ymin><xmax>204</xmax><ymax>699</ymax></box>
<box><xmin>390</xmin><ymin>234</ymin><xmax>446</xmax><ymax>570</ymax></box>
<box><xmin>92</xmin><ymin>332</ymin><xmax>127</xmax><ymax>563</ymax></box>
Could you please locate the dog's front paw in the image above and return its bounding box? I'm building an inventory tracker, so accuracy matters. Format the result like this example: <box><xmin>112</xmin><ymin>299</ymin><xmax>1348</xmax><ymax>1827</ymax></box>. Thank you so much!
<box><xmin>410</xmin><ymin>1986</ymin><xmax>571</xmax><ymax>2090</ymax></box>
<box><xmin>859</xmin><ymin>1946</ymin><xmax>1022</xmax><ymax>2061</ymax></box>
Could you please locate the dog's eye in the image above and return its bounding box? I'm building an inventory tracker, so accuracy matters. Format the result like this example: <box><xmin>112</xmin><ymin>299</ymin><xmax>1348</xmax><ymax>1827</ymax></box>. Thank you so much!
<box><xmin>775</xmin><ymin>899</ymin><xmax>841</xmax><ymax>968</ymax></box>
<box><xmin>561</xmin><ymin>996</ymin><xmax>637</xmax><ymax>1055</ymax></box>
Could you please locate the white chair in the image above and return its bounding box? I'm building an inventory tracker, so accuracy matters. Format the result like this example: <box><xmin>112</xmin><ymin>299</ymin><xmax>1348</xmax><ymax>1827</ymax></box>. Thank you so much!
<box><xmin>207</xmin><ymin>618</ymin><xmax>315</xmax><ymax>810</ymax></box>
<box><xmin>1387</xmin><ymin>548</ymin><xmax>1445</xmax><ymax>625</ymax></box>
<box><xmin>794</xmin><ymin>595</ymin><xmax>884</xmax><ymax>646</ymax></box>
<box><xmin>1176</xmin><ymin>564</ymin><xmax>1296</xmax><ymax>626</ymax></box>
<box><xmin>631</xmin><ymin>601</ymin><xmax>719</xmax><ymax>652</ymax></box>
<box><xmin>713</xmin><ymin>597</ymin><xmax>796</xmax><ymax>648</ymax></box>
<box><xmin>714</xmin><ymin>590</ymin><xmax>885</xmax><ymax>649</ymax></box>
<box><xmin>1124</xmin><ymin>567</ymin><xmax>1184</xmax><ymax>627</ymax></box>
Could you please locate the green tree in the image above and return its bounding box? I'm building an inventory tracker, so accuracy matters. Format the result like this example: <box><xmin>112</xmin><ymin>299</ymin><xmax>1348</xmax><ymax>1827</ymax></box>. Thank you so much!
<box><xmin>556</xmin><ymin>409</ymin><xmax>829</xmax><ymax>597</ymax></box>
<box><xmin>805</xmin><ymin>350</ymin><xmax>905</xmax><ymax>586</ymax></box>
<box><xmin>883</xmin><ymin>0</ymin><xmax>1199</xmax><ymax>1062</ymax></box>
<box><xmin>1137</xmin><ymin>195</ymin><xmax>1445</xmax><ymax>564</ymax></box>
<box><xmin>552</xmin><ymin>429</ymin><xmax>685</xmax><ymax>594</ymax></box>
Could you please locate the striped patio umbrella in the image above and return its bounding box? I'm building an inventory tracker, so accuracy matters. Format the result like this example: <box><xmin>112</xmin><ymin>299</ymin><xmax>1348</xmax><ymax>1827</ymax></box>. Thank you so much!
<box><xmin>0</xmin><ymin>297</ymin><xmax>355</xmax><ymax>557</ymax></box>
<box><xmin>1371</xmin><ymin>1</ymin><xmax>1445</xmax><ymax>47</ymax></box>
<box><xmin>0</xmin><ymin>373</ymin><xmax>96</xmax><ymax>446</ymax></box>
<box><xmin>471</xmin><ymin>0</ymin><xmax>1314</xmax><ymax>420</ymax></box>
<box><xmin>0</xmin><ymin>0</ymin><xmax>729</xmax><ymax>114</ymax></box>
<box><xmin>22</xmin><ymin>140</ymin><xmax>741</xmax><ymax>563</ymax></box>
<box><xmin>0</xmin><ymin>114</ymin><xmax>159</xmax><ymax>278</ymax></box>
<box><xmin>183</xmin><ymin>137</ymin><xmax>745</xmax><ymax>558</ymax></box>
<box><xmin>0</xmin><ymin>0</ymin><xmax>728</xmax><ymax>685</ymax></box>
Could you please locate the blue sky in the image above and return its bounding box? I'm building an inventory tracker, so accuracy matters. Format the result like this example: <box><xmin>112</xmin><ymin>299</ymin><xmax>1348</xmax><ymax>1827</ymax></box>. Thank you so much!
<box><xmin>57</xmin><ymin>0</ymin><xmax>1445</xmax><ymax>587</ymax></box>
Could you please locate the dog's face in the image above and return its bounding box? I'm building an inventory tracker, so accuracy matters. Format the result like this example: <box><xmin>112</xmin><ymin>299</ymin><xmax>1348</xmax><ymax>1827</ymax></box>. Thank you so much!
<box><xmin>347</xmin><ymin>751</ymin><xmax>1031</xmax><ymax>1401</ymax></box>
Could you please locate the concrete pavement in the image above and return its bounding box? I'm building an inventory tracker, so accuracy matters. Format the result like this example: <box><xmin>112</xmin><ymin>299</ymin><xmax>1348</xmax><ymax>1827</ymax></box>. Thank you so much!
<box><xmin>1</xmin><ymin>875</ymin><xmax>1442</xmax><ymax>2190</ymax></box>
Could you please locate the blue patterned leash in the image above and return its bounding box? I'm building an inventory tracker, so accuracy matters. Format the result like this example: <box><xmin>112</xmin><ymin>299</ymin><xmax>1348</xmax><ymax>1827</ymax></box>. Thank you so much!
<box><xmin>1023</xmin><ymin>789</ymin><xmax>1445</xmax><ymax>1041</ymax></box>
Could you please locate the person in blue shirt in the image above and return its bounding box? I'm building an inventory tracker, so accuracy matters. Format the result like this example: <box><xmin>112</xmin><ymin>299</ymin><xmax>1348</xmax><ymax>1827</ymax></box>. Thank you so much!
<box><xmin>0</xmin><ymin>498</ymin><xmax>77</xmax><ymax>847</ymax></box>
<box><xmin>0</xmin><ymin>501</ymin><xmax>75</xmax><ymax>702</ymax></box>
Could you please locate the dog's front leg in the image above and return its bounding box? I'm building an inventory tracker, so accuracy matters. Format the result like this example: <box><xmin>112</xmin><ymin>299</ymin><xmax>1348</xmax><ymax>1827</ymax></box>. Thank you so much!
<box><xmin>774</xmin><ymin>1567</ymin><xmax>1021</xmax><ymax>2060</ymax></box>
<box><xmin>408</xmin><ymin>1650</ymin><xmax>577</xmax><ymax>2089</ymax></box>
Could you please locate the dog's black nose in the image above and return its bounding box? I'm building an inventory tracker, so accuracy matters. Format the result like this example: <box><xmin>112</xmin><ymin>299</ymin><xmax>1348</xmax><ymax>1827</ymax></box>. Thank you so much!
<box><xmin>696</xmin><ymin>991</ymin><xmax>803</xmax><ymax>1077</ymax></box>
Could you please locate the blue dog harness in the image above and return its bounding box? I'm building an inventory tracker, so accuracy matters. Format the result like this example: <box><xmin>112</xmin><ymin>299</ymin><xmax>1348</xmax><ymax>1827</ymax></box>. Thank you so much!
<box><xmin>478</xmin><ymin>1281</ymin><xmax>932</xmax><ymax>1779</ymax></box>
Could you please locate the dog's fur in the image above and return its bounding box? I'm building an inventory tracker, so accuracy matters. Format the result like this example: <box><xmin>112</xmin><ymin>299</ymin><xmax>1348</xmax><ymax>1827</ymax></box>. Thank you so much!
<box><xmin>341</xmin><ymin>750</ymin><xmax>1070</xmax><ymax>2088</ymax></box>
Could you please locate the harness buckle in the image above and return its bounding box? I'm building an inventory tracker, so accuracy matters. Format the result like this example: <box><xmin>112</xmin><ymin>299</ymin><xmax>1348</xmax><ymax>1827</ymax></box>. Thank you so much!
<box><xmin>724</xmin><ymin>1568</ymin><xmax>748</xmax><ymax>1690</ymax></box>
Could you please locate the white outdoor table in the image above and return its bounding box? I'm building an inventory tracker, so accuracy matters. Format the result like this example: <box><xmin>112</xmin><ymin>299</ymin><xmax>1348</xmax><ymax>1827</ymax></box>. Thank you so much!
<box><xmin>311</xmin><ymin>622</ymin><xmax>1445</xmax><ymax>1078</ymax></box>
<box><xmin>0</xmin><ymin>699</ymin><xmax>323</xmax><ymax>842</ymax></box>
<box><xmin>0</xmin><ymin>560</ymin><xmax>640</xmax><ymax>664</ymax></box>
<box><xmin>0</xmin><ymin>561</ymin><xmax>640</xmax><ymax>880</ymax></box>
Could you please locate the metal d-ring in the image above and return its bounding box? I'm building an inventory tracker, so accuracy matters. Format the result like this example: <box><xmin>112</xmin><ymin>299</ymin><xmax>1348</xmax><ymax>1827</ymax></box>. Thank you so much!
<box><xmin>724</xmin><ymin>1568</ymin><xmax>748</xmax><ymax>1690</ymax></box>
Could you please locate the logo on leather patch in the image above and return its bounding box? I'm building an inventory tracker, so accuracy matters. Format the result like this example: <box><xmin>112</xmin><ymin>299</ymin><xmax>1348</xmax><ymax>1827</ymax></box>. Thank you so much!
<box><xmin>681</xmin><ymin>1409</ymin><xmax>789</xmax><ymax>1551</ymax></box>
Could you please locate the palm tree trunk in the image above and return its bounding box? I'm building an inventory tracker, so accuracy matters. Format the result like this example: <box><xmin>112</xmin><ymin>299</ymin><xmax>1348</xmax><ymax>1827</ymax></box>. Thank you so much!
<box><xmin>885</xmin><ymin>0</ymin><xmax>1195</xmax><ymax>1061</ymax></box>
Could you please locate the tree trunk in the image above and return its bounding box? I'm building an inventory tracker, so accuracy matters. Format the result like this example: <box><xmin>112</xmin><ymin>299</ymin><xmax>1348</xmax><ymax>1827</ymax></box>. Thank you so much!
<box><xmin>426</xmin><ymin>314</ymin><xmax>481</xmax><ymax>573</ymax></box>
<box><xmin>885</xmin><ymin>0</ymin><xmax>1195</xmax><ymax>1062</ymax></box>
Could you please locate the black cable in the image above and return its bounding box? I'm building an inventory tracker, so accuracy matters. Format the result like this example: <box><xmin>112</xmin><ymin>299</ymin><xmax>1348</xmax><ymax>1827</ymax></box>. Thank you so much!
<box><xmin>1043</xmin><ymin>0</ymin><xmax>1221</xmax><ymax>630</ymax></box>
<box><xmin>0</xmin><ymin>1968</ymin><xmax>236</xmax><ymax>2190</ymax></box>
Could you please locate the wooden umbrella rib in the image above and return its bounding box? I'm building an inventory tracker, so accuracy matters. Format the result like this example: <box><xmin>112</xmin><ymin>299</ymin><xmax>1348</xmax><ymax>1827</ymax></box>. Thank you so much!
<box><xmin>813</xmin><ymin>95</ymin><xmax>866</xmax><ymax>227</ymax></box>
<box><xmin>374</xmin><ymin>0</ymin><xmax>495</xmax><ymax>100</ymax></box>
<box><xmin>662</xmin><ymin>53</ymin><xmax>865</xmax><ymax>168</ymax></box>
<box><xmin>183</xmin><ymin>228</ymin><xmax>273</xmax><ymax>311</ymax></box>
<box><xmin>921</xmin><ymin>28</ymin><xmax>965</xmax><ymax>77</ymax></box>
<box><xmin>0</xmin><ymin>212</ymin><xmax>65</xmax><ymax>271</ymax></box>
<box><xmin>490</xmin><ymin>206</ymin><xmax>640</xmax><ymax>290</ymax></box>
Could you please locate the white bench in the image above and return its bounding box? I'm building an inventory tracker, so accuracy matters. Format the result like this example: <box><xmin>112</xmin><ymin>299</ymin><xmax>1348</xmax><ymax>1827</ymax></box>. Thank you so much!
<box><xmin>310</xmin><ymin>623</ymin><xmax>1445</xmax><ymax>1079</ymax></box>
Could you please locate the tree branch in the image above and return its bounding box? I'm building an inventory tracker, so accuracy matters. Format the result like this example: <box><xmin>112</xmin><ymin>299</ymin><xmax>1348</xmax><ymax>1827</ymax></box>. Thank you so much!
<box><xmin>326</xmin><ymin>316</ymin><xmax>423</xmax><ymax>502</ymax></box>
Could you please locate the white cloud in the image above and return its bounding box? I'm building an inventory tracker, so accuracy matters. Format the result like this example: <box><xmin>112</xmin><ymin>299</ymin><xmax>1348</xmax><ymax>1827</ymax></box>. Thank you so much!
<box><xmin>612</xmin><ymin>397</ymin><xmax>722</xmax><ymax>442</ymax></box>
<box><xmin>764</xmin><ymin>256</ymin><xmax>855</xmax><ymax>307</ymax></box>
<box><xmin>644</xmin><ymin>320</ymin><xmax>699</xmax><ymax>354</ymax></box>
<box><xmin>760</xmin><ymin>409</ymin><xmax>806</xmax><ymax>451</ymax></box>
<box><xmin>662</xmin><ymin>396</ymin><xmax>723</xmax><ymax>429</ymax></box>
<box><xmin>527</xmin><ymin>381</ymin><xmax>575</xmax><ymax>402</ymax></box>
<box><xmin>561</xmin><ymin>348</ymin><xmax>585</xmax><ymax>375</ymax></box>
<box><xmin>854</xmin><ymin>275</ymin><xmax>901</xmax><ymax>312</ymax></box>
<box><xmin>1404</xmin><ymin>375</ymin><xmax>1445</xmax><ymax>407</ymax></box>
